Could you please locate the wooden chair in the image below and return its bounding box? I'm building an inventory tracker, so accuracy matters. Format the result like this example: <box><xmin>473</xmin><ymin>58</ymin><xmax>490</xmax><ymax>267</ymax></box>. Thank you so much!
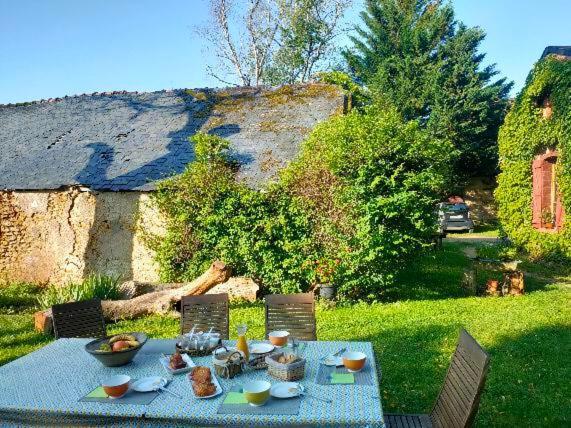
<box><xmin>264</xmin><ymin>293</ymin><xmax>316</xmax><ymax>341</ymax></box>
<box><xmin>385</xmin><ymin>329</ymin><xmax>490</xmax><ymax>428</ymax></box>
<box><xmin>52</xmin><ymin>298</ymin><xmax>106</xmax><ymax>339</ymax></box>
<box><xmin>180</xmin><ymin>293</ymin><xmax>229</xmax><ymax>339</ymax></box>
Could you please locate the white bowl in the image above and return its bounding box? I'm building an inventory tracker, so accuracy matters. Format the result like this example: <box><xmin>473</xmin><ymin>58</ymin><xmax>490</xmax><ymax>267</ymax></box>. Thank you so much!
<box><xmin>243</xmin><ymin>380</ymin><xmax>271</xmax><ymax>406</ymax></box>
<box><xmin>101</xmin><ymin>374</ymin><xmax>131</xmax><ymax>398</ymax></box>
<box><xmin>342</xmin><ymin>351</ymin><xmax>367</xmax><ymax>372</ymax></box>
<box><xmin>268</xmin><ymin>330</ymin><xmax>290</xmax><ymax>346</ymax></box>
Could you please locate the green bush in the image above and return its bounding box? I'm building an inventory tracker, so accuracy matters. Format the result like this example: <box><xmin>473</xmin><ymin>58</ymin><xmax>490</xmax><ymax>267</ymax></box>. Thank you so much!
<box><xmin>496</xmin><ymin>57</ymin><xmax>571</xmax><ymax>259</ymax></box>
<box><xmin>316</xmin><ymin>71</ymin><xmax>370</xmax><ymax>109</ymax></box>
<box><xmin>149</xmin><ymin>132</ymin><xmax>316</xmax><ymax>293</ymax></box>
<box><xmin>36</xmin><ymin>274</ymin><xmax>121</xmax><ymax>309</ymax></box>
<box><xmin>282</xmin><ymin>107</ymin><xmax>457</xmax><ymax>297</ymax></box>
<box><xmin>150</xmin><ymin>107</ymin><xmax>456</xmax><ymax>299</ymax></box>
<box><xmin>476</xmin><ymin>241</ymin><xmax>518</xmax><ymax>261</ymax></box>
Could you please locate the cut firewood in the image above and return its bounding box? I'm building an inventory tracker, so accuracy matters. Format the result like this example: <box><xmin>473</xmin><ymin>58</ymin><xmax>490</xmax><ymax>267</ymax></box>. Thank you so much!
<box><xmin>101</xmin><ymin>261</ymin><xmax>231</xmax><ymax>320</ymax></box>
<box><xmin>505</xmin><ymin>270</ymin><xmax>525</xmax><ymax>295</ymax></box>
<box><xmin>34</xmin><ymin>309</ymin><xmax>53</xmax><ymax>335</ymax></box>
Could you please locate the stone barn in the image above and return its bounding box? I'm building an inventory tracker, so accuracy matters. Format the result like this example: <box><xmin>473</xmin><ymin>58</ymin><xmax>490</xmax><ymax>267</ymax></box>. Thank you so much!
<box><xmin>0</xmin><ymin>84</ymin><xmax>345</xmax><ymax>284</ymax></box>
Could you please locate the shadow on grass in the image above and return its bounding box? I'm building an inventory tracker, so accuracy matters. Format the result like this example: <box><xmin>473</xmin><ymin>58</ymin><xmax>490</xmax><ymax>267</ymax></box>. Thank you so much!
<box><xmin>0</xmin><ymin>315</ymin><xmax>51</xmax><ymax>366</ymax></box>
<box><xmin>387</xmin><ymin>240</ymin><xmax>570</xmax><ymax>303</ymax></box>
<box><xmin>382</xmin><ymin>242</ymin><xmax>471</xmax><ymax>302</ymax></box>
<box><xmin>478</xmin><ymin>325</ymin><xmax>571</xmax><ymax>427</ymax></box>
<box><xmin>356</xmin><ymin>324</ymin><xmax>570</xmax><ymax>427</ymax></box>
<box><xmin>360</xmin><ymin>325</ymin><xmax>458</xmax><ymax>414</ymax></box>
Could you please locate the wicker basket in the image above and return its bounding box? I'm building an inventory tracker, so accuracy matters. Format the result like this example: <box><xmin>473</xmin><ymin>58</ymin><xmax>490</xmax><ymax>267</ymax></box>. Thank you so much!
<box><xmin>265</xmin><ymin>352</ymin><xmax>305</xmax><ymax>381</ymax></box>
<box><xmin>212</xmin><ymin>346</ymin><xmax>245</xmax><ymax>379</ymax></box>
<box><xmin>249</xmin><ymin>350</ymin><xmax>277</xmax><ymax>370</ymax></box>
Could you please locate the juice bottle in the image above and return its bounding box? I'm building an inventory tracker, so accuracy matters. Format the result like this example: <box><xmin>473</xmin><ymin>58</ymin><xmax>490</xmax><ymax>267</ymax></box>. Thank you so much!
<box><xmin>236</xmin><ymin>324</ymin><xmax>250</xmax><ymax>361</ymax></box>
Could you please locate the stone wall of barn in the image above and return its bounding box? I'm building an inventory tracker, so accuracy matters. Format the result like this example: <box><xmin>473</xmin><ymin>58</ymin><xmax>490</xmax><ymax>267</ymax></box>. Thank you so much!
<box><xmin>0</xmin><ymin>187</ymin><xmax>162</xmax><ymax>284</ymax></box>
<box><xmin>463</xmin><ymin>176</ymin><xmax>498</xmax><ymax>226</ymax></box>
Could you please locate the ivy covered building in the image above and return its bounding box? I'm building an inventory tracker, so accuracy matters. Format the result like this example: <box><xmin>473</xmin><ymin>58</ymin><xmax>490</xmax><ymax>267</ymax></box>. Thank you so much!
<box><xmin>496</xmin><ymin>46</ymin><xmax>571</xmax><ymax>258</ymax></box>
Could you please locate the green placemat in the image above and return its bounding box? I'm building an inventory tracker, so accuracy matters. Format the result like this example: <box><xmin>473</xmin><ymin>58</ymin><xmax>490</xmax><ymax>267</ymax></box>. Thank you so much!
<box><xmin>80</xmin><ymin>386</ymin><xmax>159</xmax><ymax>405</ymax></box>
<box><xmin>315</xmin><ymin>364</ymin><xmax>374</xmax><ymax>385</ymax></box>
<box><xmin>85</xmin><ymin>387</ymin><xmax>109</xmax><ymax>398</ymax></box>
<box><xmin>330</xmin><ymin>373</ymin><xmax>355</xmax><ymax>384</ymax></box>
<box><xmin>223</xmin><ymin>391</ymin><xmax>249</xmax><ymax>404</ymax></box>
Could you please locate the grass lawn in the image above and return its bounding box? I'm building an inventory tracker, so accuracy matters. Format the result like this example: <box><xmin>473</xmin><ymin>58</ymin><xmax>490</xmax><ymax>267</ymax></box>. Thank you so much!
<box><xmin>1</xmin><ymin>241</ymin><xmax>569</xmax><ymax>426</ymax></box>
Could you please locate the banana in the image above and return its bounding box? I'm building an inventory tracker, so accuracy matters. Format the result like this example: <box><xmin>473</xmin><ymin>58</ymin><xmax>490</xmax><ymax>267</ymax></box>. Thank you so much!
<box><xmin>126</xmin><ymin>340</ymin><xmax>140</xmax><ymax>348</ymax></box>
<box><xmin>109</xmin><ymin>334</ymin><xmax>136</xmax><ymax>344</ymax></box>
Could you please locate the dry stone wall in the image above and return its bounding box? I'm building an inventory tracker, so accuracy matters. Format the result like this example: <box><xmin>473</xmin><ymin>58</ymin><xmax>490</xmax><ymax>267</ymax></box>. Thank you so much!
<box><xmin>0</xmin><ymin>187</ymin><xmax>162</xmax><ymax>284</ymax></box>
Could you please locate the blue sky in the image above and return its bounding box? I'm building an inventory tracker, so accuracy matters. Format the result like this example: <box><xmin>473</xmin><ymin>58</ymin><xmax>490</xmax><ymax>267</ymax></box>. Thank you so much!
<box><xmin>0</xmin><ymin>0</ymin><xmax>569</xmax><ymax>104</ymax></box>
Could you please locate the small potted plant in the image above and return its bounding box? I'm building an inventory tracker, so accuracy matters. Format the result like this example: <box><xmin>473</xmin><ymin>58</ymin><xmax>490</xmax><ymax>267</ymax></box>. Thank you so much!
<box><xmin>541</xmin><ymin>208</ymin><xmax>555</xmax><ymax>229</ymax></box>
<box><xmin>311</xmin><ymin>258</ymin><xmax>340</xmax><ymax>300</ymax></box>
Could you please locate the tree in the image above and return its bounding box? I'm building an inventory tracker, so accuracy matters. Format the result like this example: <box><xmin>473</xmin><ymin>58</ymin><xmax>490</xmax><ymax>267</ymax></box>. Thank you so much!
<box><xmin>265</xmin><ymin>0</ymin><xmax>350</xmax><ymax>85</ymax></box>
<box><xmin>198</xmin><ymin>0</ymin><xmax>279</xmax><ymax>86</ymax></box>
<box><xmin>198</xmin><ymin>0</ymin><xmax>350</xmax><ymax>86</ymax></box>
<box><xmin>343</xmin><ymin>0</ymin><xmax>512</xmax><ymax>179</ymax></box>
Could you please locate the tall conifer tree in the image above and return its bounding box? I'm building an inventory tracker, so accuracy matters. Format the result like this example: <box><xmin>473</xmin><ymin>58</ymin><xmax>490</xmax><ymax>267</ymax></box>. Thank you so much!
<box><xmin>344</xmin><ymin>0</ymin><xmax>512</xmax><ymax>179</ymax></box>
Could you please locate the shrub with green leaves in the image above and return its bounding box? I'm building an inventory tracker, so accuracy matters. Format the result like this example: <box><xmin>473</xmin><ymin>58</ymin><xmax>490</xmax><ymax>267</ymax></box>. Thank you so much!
<box><xmin>496</xmin><ymin>57</ymin><xmax>571</xmax><ymax>259</ymax></box>
<box><xmin>149</xmin><ymin>132</ymin><xmax>316</xmax><ymax>293</ymax></box>
<box><xmin>282</xmin><ymin>107</ymin><xmax>457</xmax><ymax>297</ymax></box>
<box><xmin>150</xmin><ymin>108</ymin><xmax>455</xmax><ymax>298</ymax></box>
<box><xmin>476</xmin><ymin>241</ymin><xmax>518</xmax><ymax>261</ymax></box>
<box><xmin>36</xmin><ymin>274</ymin><xmax>121</xmax><ymax>309</ymax></box>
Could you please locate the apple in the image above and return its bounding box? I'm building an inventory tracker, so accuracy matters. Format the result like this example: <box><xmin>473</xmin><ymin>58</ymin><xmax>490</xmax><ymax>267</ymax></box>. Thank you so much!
<box><xmin>112</xmin><ymin>340</ymin><xmax>131</xmax><ymax>352</ymax></box>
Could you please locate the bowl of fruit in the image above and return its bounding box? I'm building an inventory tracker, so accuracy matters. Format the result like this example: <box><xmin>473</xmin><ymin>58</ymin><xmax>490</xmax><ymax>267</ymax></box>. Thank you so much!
<box><xmin>85</xmin><ymin>332</ymin><xmax>147</xmax><ymax>367</ymax></box>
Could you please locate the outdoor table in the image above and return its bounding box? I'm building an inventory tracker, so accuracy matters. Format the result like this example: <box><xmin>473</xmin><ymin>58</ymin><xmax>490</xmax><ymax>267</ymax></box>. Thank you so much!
<box><xmin>0</xmin><ymin>338</ymin><xmax>385</xmax><ymax>427</ymax></box>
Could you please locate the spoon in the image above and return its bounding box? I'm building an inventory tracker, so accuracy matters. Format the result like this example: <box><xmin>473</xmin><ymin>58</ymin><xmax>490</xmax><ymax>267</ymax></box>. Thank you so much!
<box><xmin>288</xmin><ymin>387</ymin><xmax>332</xmax><ymax>403</ymax></box>
<box><xmin>153</xmin><ymin>379</ymin><xmax>181</xmax><ymax>399</ymax></box>
<box><xmin>320</xmin><ymin>347</ymin><xmax>346</xmax><ymax>364</ymax></box>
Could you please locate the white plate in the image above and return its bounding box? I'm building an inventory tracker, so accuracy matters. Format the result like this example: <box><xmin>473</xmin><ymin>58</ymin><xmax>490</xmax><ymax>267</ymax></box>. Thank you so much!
<box><xmin>321</xmin><ymin>355</ymin><xmax>344</xmax><ymax>367</ymax></box>
<box><xmin>159</xmin><ymin>354</ymin><xmax>195</xmax><ymax>374</ymax></box>
<box><xmin>250</xmin><ymin>343</ymin><xmax>275</xmax><ymax>354</ymax></box>
<box><xmin>270</xmin><ymin>382</ymin><xmax>304</xmax><ymax>399</ymax></box>
<box><xmin>188</xmin><ymin>372</ymin><xmax>223</xmax><ymax>399</ymax></box>
<box><xmin>131</xmin><ymin>376</ymin><xmax>167</xmax><ymax>392</ymax></box>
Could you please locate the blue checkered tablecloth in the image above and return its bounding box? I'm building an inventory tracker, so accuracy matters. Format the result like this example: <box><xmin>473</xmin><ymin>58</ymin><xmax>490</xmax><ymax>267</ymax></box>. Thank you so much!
<box><xmin>0</xmin><ymin>338</ymin><xmax>385</xmax><ymax>427</ymax></box>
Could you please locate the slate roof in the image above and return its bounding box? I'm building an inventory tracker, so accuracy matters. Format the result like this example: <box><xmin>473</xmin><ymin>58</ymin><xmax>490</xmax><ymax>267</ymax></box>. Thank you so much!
<box><xmin>541</xmin><ymin>46</ymin><xmax>571</xmax><ymax>59</ymax></box>
<box><xmin>0</xmin><ymin>84</ymin><xmax>344</xmax><ymax>191</ymax></box>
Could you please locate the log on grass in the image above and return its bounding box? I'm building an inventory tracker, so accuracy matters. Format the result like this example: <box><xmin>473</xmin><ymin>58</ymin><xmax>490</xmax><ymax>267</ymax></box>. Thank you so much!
<box><xmin>101</xmin><ymin>261</ymin><xmax>231</xmax><ymax>320</ymax></box>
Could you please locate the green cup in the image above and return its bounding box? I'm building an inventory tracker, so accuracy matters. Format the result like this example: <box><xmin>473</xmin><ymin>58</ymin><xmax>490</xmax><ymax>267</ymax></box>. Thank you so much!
<box><xmin>242</xmin><ymin>380</ymin><xmax>271</xmax><ymax>407</ymax></box>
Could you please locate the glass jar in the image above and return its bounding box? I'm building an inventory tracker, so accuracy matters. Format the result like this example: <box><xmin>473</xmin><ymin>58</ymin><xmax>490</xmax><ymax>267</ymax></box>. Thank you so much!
<box><xmin>236</xmin><ymin>324</ymin><xmax>250</xmax><ymax>361</ymax></box>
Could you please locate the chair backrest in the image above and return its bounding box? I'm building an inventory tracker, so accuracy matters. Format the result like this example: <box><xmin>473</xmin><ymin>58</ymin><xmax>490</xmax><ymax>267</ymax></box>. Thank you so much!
<box><xmin>265</xmin><ymin>293</ymin><xmax>316</xmax><ymax>341</ymax></box>
<box><xmin>52</xmin><ymin>298</ymin><xmax>106</xmax><ymax>339</ymax></box>
<box><xmin>180</xmin><ymin>293</ymin><xmax>229</xmax><ymax>339</ymax></box>
<box><xmin>430</xmin><ymin>329</ymin><xmax>490</xmax><ymax>428</ymax></box>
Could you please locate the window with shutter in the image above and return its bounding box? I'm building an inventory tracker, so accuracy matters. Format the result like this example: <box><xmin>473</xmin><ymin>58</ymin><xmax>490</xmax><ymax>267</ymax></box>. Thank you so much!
<box><xmin>531</xmin><ymin>150</ymin><xmax>564</xmax><ymax>231</ymax></box>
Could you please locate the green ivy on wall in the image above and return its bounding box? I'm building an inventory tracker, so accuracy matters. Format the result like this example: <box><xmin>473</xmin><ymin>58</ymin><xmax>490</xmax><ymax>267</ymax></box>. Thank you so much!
<box><xmin>496</xmin><ymin>57</ymin><xmax>571</xmax><ymax>259</ymax></box>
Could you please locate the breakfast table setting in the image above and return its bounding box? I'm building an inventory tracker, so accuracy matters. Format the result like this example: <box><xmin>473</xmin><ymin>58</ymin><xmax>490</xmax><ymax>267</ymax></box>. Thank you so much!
<box><xmin>0</xmin><ymin>327</ymin><xmax>386</xmax><ymax>427</ymax></box>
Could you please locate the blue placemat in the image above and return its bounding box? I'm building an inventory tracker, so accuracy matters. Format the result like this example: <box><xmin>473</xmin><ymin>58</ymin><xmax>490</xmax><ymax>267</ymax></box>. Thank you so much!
<box><xmin>315</xmin><ymin>363</ymin><xmax>374</xmax><ymax>385</ymax></box>
<box><xmin>217</xmin><ymin>386</ymin><xmax>301</xmax><ymax>415</ymax></box>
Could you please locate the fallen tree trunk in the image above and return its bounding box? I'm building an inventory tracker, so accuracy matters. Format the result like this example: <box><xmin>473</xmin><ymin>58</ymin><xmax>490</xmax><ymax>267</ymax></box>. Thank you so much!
<box><xmin>101</xmin><ymin>261</ymin><xmax>231</xmax><ymax>320</ymax></box>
